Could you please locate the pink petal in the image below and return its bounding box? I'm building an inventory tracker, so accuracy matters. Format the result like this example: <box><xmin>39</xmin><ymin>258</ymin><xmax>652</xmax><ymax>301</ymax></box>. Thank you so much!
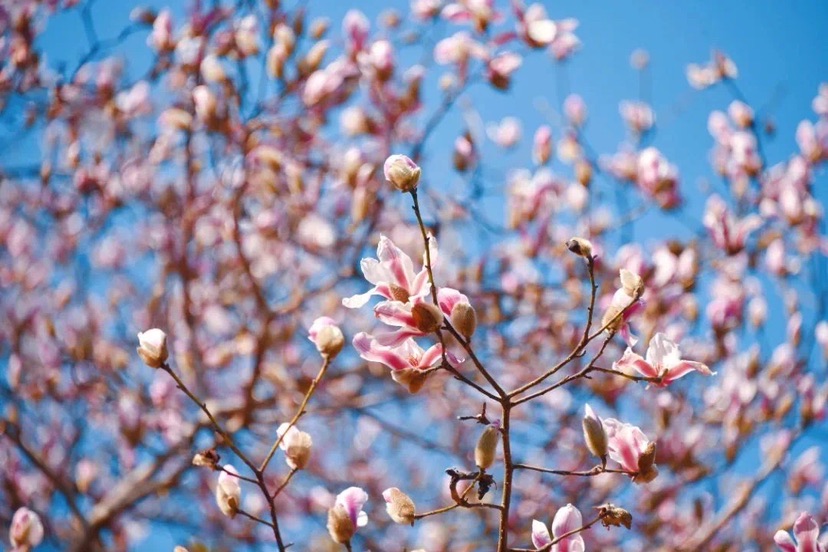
<box><xmin>352</xmin><ymin>333</ymin><xmax>410</xmax><ymax>371</ymax></box>
<box><xmin>774</xmin><ymin>530</ymin><xmax>797</xmax><ymax>552</ymax></box>
<box><xmin>335</xmin><ymin>487</ymin><xmax>369</xmax><ymax>529</ymax></box>
<box><xmin>663</xmin><ymin>360</ymin><xmax>714</xmax><ymax>384</ymax></box>
<box><xmin>419</xmin><ymin>343</ymin><xmax>444</xmax><ymax>369</ymax></box>
<box><xmin>794</xmin><ymin>512</ymin><xmax>822</xmax><ymax>552</ymax></box>
<box><xmin>532</xmin><ymin>519</ymin><xmax>552</xmax><ymax>548</ymax></box>
<box><xmin>614</xmin><ymin>348</ymin><xmax>657</xmax><ymax>378</ymax></box>
<box><xmin>374</xmin><ymin>301</ymin><xmax>418</xmax><ymax>328</ymax></box>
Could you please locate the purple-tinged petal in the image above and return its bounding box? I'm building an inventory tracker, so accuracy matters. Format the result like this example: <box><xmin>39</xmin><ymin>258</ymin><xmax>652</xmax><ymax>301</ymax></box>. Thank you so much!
<box><xmin>532</xmin><ymin>519</ymin><xmax>552</xmax><ymax>549</ymax></box>
<box><xmin>794</xmin><ymin>512</ymin><xmax>822</xmax><ymax>552</ymax></box>
<box><xmin>774</xmin><ymin>530</ymin><xmax>797</xmax><ymax>552</ymax></box>
<box><xmin>352</xmin><ymin>333</ymin><xmax>410</xmax><ymax>371</ymax></box>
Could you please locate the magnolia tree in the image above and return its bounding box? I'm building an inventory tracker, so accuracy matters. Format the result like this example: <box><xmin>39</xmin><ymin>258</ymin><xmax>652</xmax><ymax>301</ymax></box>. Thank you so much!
<box><xmin>1</xmin><ymin>1</ymin><xmax>827</xmax><ymax>551</ymax></box>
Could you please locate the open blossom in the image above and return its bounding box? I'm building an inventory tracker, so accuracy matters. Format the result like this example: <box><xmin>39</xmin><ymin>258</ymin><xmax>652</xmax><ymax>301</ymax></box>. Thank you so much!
<box><xmin>327</xmin><ymin>487</ymin><xmax>369</xmax><ymax>544</ymax></box>
<box><xmin>604</xmin><ymin>418</ymin><xmax>658</xmax><ymax>483</ymax></box>
<box><xmin>353</xmin><ymin>333</ymin><xmax>461</xmax><ymax>392</ymax></box>
<box><xmin>442</xmin><ymin>0</ymin><xmax>499</xmax><ymax>32</ymax></box>
<box><xmin>342</xmin><ymin>235</ymin><xmax>436</xmax><ymax>309</ymax></box>
<box><xmin>614</xmin><ymin>333</ymin><xmax>714</xmax><ymax>386</ymax></box>
<box><xmin>532</xmin><ymin>504</ymin><xmax>585</xmax><ymax>551</ymax></box>
<box><xmin>9</xmin><ymin>507</ymin><xmax>43</xmax><ymax>550</ymax></box>
<box><xmin>434</xmin><ymin>32</ymin><xmax>488</xmax><ymax>65</ymax></box>
<box><xmin>371</xmin><ymin>287</ymin><xmax>469</xmax><ymax>345</ymax></box>
<box><xmin>774</xmin><ymin>512</ymin><xmax>826</xmax><ymax>552</ymax></box>
<box><xmin>215</xmin><ymin>465</ymin><xmax>242</xmax><ymax>518</ymax></box>
<box><xmin>703</xmin><ymin>194</ymin><xmax>762</xmax><ymax>254</ymax></box>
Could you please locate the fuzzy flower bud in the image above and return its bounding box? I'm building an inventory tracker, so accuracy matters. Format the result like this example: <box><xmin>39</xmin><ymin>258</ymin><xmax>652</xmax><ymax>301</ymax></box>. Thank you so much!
<box><xmin>192</xmin><ymin>448</ymin><xmax>220</xmax><ymax>470</ymax></box>
<box><xmin>277</xmin><ymin>423</ymin><xmax>313</xmax><ymax>470</ymax></box>
<box><xmin>620</xmin><ymin>268</ymin><xmax>644</xmax><ymax>297</ymax></box>
<box><xmin>595</xmin><ymin>503</ymin><xmax>633</xmax><ymax>529</ymax></box>
<box><xmin>635</xmin><ymin>441</ymin><xmax>659</xmax><ymax>483</ymax></box>
<box><xmin>566</xmin><ymin>237</ymin><xmax>594</xmax><ymax>260</ymax></box>
<box><xmin>450</xmin><ymin>302</ymin><xmax>477</xmax><ymax>340</ymax></box>
<box><xmin>383</xmin><ymin>487</ymin><xmax>416</xmax><ymax>525</ymax></box>
<box><xmin>583</xmin><ymin>404</ymin><xmax>608</xmax><ymax>463</ymax></box>
<box><xmin>9</xmin><ymin>507</ymin><xmax>44</xmax><ymax>550</ymax></box>
<box><xmin>412</xmin><ymin>302</ymin><xmax>444</xmax><ymax>333</ymax></box>
<box><xmin>215</xmin><ymin>465</ymin><xmax>242</xmax><ymax>518</ymax></box>
<box><xmin>475</xmin><ymin>422</ymin><xmax>501</xmax><ymax>470</ymax></box>
<box><xmin>327</xmin><ymin>487</ymin><xmax>368</xmax><ymax>544</ymax></box>
<box><xmin>384</xmin><ymin>154</ymin><xmax>421</xmax><ymax>192</ymax></box>
<box><xmin>308</xmin><ymin>317</ymin><xmax>345</xmax><ymax>358</ymax></box>
<box><xmin>136</xmin><ymin>328</ymin><xmax>168</xmax><ymax>368</ymax></box>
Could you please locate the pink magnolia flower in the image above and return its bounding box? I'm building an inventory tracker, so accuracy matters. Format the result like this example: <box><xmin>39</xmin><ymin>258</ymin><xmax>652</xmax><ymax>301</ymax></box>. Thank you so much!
<box><xmin>342</xmin><ymin>235</ymin><xmax>436</xmax><ymax>309</ymax></box>
<box><xmin>343</xmin><ymin>10</ymin><xmax>370</xmax><ymax>53</ymax></box>
<box><xmin>604</xmin><ymin>418</ymin><xmax>658</xmax><ymax>483</ymax></box>
<box><xmin>613</xmin><ymin>333</ymin><xmax>714</xmax><ymax>386</ymax></box>
<box><xmin>442</xmin><ymin>0</ymin><xmax>500</xmax><ymax>32</ymax></box>
<box><xmin>9</xmin><ymin>507</ymin><xmax>44</xmax><ymax>550</ymax></box>
<box><xmin>372</xmin><ymin>287</ymin><xmax>468</xmax><ymax>345</ymax></box>
<box><xmin>334</xmin><ymin>486</ymin><xmax>369</xmax><ymax>530</ymax></box>
<box><xmin>636</xmin><ymin>147</ymin><xmax>681</xmax><ymax>208</ymax></box>
<box><xmin>550</xmin><ymin>18</ymin><xmax>580</xmax><ymax>61</ymax></box>
<box><xmin>353</xmin><ymin>333</ymin><xmax>445</xmax><ymax>372</ymax></box>
<box><xmin>563</xmin><ymin>94</ymin><xmax>587</xmax><ymax>127</ymax></box>
<box><xmin>620</xmin><ymin>100</ymin><xmax>655</xmax><ymax>134</ymax></box>
<box><xmin>531</xmin><ymin>504</ymin><xmax>585</xmax><ymax>551</ymax></box>
<box><xmin>487</xmin><ymin>52</ymin><xmax>522</xmax><ymax>89</ymax></box>
<box><xmin>703</xmin><ymin>195</ymin><xmax>762</xmax><ymax>254</ymax></box>
<box><xmin>774</xmin><ymin>512</ymin><xmax>826</xmax><ymax>552</ymax></box>
<box><xmin>518</xmin><ymin>4</ymin><xmax>558</xmax><ymax>48</ymax></box>
<box><xmin>487</xmin><ymin>117</ymin><xmax>522</xmax><ymax>148</ymax></box>
<box><xmin>434</xmin><ymin>32</ymin><xmax>488</xmax><ymax>65</ymax></box>
<box><xmin>412</xmin><ymin>0</ymin><xmax>442</xmax><ymax>20</ymax></box>
<box><xmin>353</xmin><ymin>333</ymin><xmax>462</xmax><ymax>392</ymax></box>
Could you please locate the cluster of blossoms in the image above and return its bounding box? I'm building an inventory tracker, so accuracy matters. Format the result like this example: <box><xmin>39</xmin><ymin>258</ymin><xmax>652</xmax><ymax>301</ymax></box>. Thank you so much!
<box><xmin>343</xmin><ymin>156</ymin><xmax>474</xmax><ymax>393</ymax></box>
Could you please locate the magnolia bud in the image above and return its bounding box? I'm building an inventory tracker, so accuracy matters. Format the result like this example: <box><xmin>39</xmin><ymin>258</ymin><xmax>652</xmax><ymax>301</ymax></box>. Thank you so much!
<box><xmin>634</xmin><ymin>442</ymin><xmax>659</xmax><ymax>484</ymax></box>
<box><xmin>383</xmin><ymin>487</ymin><xmax>416</xmax><ymax>525</ymax></box>
<box><xmin>620</xmin><ymin>269</ymin><xmax>644</xmax><ymax>297</ymax></box>
<box><xmin>412</xmin><ymin>302</ymin><xmax>444</xmax><ymax>333</ymax></box>
<box><xmin>450</xmin><ymin>302</ymin><xmax>477</xmax><ymax>340</ymax></box>
<box><xmin>9</xmin><ymin>507</ymin><xmax>44</xmax><ymax>549</ymax></box>
<box><xmin>566</xmin><ymin>237</ymin><xmax>593</xmax><ymax>260</ymax></box>
<box><xmin>391</xmin><ymin>368</ymin><xmax>429</xmax><ymax>393</ymax></box>
<box><xmin>308</xmin><ymin>317</ymin><xmax>345</xmax><ymax>358</ymax></box>
<box><xmin>384</xmin><ymin>154</ymin><xmax>421</xmax><ymax>192</ymax></box>
<box><xmin>192</xmin><ymin>448</ymin><xmax>220</xmax><ymax>469</ymax></box>
<box><xmin>475</xmin><ymin>423</ymin><xmax>500</xmax><ymax>470</ymax></box>
<box><xmin>327</xmin><ymin>505</ymin><xmax>355</xmax><ymax>544</ymax></box>
<box><xmin>582</xmin><ymin>404</ymin><xmax>607</xmax><ymax>463</ymax></box>
<box><xmin>215</xmin><ymin>465</ymin><xmax>242</xmax><ymax>518</ymax></box>
<box><xmin>174</xmin><ymin>547</ymin><xmax>189</xmax><ymax>552</ymax></box>
<box><xmin>137</xmin><ymin>328</ymin><xmax>168</xmax><ymax>368</ymax></box>
<box><xmin>595</xmin><ymin>503</ymin><xmax>632</xmax><ymax>529</ymax></box>
<box><xmin>277</xmin><ymin>423</ymin><xmax>313</xmax><ymax>470</ymax></box>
